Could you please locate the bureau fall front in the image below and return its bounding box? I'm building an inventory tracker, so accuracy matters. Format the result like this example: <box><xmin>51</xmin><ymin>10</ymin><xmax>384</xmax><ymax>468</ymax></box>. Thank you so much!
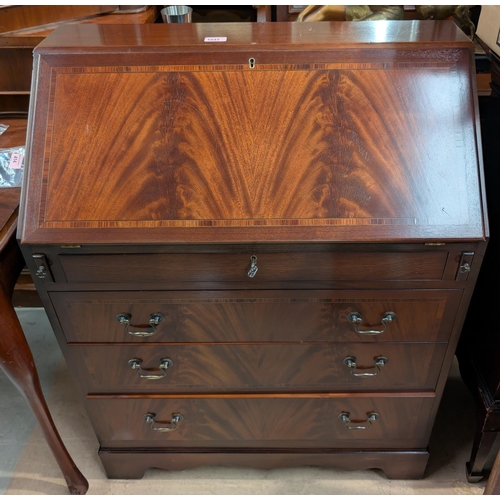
<box><xmin>18</xmin><ymin>21</ymin><xmax>487</xmax><ymax>480</ymax></box>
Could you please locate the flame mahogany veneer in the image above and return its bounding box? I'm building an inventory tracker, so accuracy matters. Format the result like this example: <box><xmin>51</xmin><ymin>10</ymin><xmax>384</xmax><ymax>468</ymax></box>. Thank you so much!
<box><xmin>19</xmin><ymin>21</ymin><xmax>488</xmax><ymax>481</ymax></box>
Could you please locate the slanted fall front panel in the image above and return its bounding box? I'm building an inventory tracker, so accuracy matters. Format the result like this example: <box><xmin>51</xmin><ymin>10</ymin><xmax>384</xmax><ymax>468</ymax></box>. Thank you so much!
<box><xmin>20</xmin><ymin>27</ymin><xmax>484</xmax><ymax>243</ymax></box>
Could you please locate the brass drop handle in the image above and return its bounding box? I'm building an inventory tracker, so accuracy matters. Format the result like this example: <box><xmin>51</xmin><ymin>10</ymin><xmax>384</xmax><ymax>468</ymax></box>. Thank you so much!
<box><xmin>144</xmin><ymin>413</ymin><xmax>183</xmax><ymax>432</ymax></box>
<box><xmin>339</xmin><ymin>412</ymin><xmax>379</xmax><ymax>430</ymax></box>
<box><xmin>116</xmin><ymin>313</ymin><xmax>164</xmax><ymax>337</ymax></box>
<box><xmin>347</xmin><ymin>311</ymin><xmax>396</xmax><ymax>335</ymax></box>
<box><xmin>128</xmin><ymin>358</ymin><xmax>173</xmax><ymax>379</ymax></box>
<box><xmin>343</xmin><ymin>356</ymin><xmax>388</xmax><ymax>377</ymax></box>
<box><xmin>247</xmin><ymin>255</ymin><xmax>258</xmax><ymax>278</ymax></box>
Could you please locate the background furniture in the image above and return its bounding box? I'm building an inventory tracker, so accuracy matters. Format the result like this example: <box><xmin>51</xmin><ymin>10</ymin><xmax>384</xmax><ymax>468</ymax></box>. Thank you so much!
<box><xmin>456</xmin><ymin>82</ymin><xmax>500</xmax><ymax>485</ymax></box>
<box><xmin>0</xmin><ymin>5</ymin><xmax>158</xmax><ymax>112</ymax></box>
<box><xmin>19</xmin><ymin>21</ymin><xmax>487</xmax><ymax>481</ymax></box>
<box><xmin>456</xmin><ymin>22</ymin><xmax>500</xmax><ymax>483</ymax></box>
<box><xmin>485</xmin><ymin>446</ymin><xmax>500</xmax><ymax>494</ymax></box>
<box><xmin>0</xmin><ymin>118</ymin><xmax>88</xmax><ymax>494</ymax></box>
<box><xmin>491</xmin><ymin>52</ymin><xmax>500</xmax><ymax>97</ymax></box>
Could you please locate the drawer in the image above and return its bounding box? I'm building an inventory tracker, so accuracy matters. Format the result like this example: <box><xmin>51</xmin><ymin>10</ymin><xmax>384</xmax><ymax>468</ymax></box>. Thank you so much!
<box><xmin>86</xmin><ymin>394</ymin><xmax>435</xmax><ymax>449</ymax></box>
<box><xmin>73</xmin><ymin>343</ymin><xmax>447</xmax><ymax>393</ymax></box>
<box><xmin>51</xmin><ymin>289</ymin><xmax>462</xmax><ymax>343</ymax></box>
<box><xmin>59</xmin><ymin>251</ymin><xmax>448</xmax><ymax>284</ymax></box>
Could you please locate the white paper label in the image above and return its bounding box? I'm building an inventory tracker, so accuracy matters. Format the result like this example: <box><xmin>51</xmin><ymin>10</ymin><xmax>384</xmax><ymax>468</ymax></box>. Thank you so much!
<box><xmin>204</xmin><ymin>37</ymin><xmax>227</xmax><ymax>42</ymax></box>
<box><xmin>9</xmin><ymin>153</ymin><xmax>23</xmax><ymax>169</ymax></box>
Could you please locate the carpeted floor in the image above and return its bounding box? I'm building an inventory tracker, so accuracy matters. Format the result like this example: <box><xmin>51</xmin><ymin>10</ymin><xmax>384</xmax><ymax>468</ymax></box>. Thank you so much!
<box><xmin>0</xmin><ymin>308</ymin><xmax>490</xmax><ymax>494</ymax></box>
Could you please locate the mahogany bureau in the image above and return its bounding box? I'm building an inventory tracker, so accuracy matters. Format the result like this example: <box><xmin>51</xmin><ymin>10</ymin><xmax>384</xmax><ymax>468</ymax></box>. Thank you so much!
<box><xmin>19</xmin><ymin>21</ymin><xmax>488</xmax><ymax>481</ymax></box>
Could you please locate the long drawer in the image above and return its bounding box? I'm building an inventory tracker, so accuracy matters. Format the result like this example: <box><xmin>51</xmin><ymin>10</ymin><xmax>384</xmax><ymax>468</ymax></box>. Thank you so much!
<box><xmin>73</xmin><ymin>343</ymin><xmax>447</xmax><ymax>393</ymax></box>
<box><xmin>51</xmin><ymin>289</ymin><xmax>462</xmax><ymax>343</ymax></box>
<box><xmin>86</xmin><ymin>395</ymin><xmax>435</xmax><ymax>449</ymax></box>
<box><xmin>59</xmin><ymin>251</ymin><xmax>449</xmax><ymax>284</ymax></box>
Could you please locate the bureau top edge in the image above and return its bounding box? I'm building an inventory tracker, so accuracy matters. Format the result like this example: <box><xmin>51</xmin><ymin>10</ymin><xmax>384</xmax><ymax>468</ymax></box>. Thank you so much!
<box><xmin>34</xmin><ymin>21</ymin><xmax>473</xmax><ymax>54</ymax></box>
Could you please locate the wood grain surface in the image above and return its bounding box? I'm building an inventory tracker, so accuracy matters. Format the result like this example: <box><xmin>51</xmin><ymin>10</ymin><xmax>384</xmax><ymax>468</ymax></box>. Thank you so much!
<box><xmin>17</xmin><ymin>21</ymin><xmax>487</xmax><ymax>482</ymax></box>
<box><xmin>34</xmin><ymin>22</ymin><xmax>473</xmax><ymax>50</ymax></box>
<box><xmin>86</xmin><ymin>394</ymin><xmax>434</xmax><ymax>449</ymax></box>
<box><xmin>50</xmin><ymin>289</ymin><xmax>462</xmax><ymax>344</ymax></box>
<box><xmin>40</xmin><ymin>66</ymin><xmax>479</xmax><ymax>234</ymax></box>
<box><xmin>0</xmin><ymin>118</ymin><xmax>27</xmax><ymax>148</ymax></box>
<box><xmin>0</xmin><ymin>5</ymin><xmax>116</xmax><ymax>34</ymax></box>
<box><xmin>99</xmin><ymin>448</ymin><xmax>430</xmax><ymax>480</ymax></box>
<box><xmin>71</xmin><ymin>342</ymin><xmax>447</xmax><ymax>393</ymax></box>
<box><xmin>0</xmin><ymin>117</ymin><xmax>89</xmax><ymax>495</ymax></box>
<box><xmin>0</xmin><ymin>48</ymin><xmax>33</xmax><ymax>92</ymax></box>
<box><xmin>19</xmin><ymin>22</ymin><xmax>485</xmax><ymax>244</ymax></box>
<box><xmin>44</xmin><ymin>68</ymin><xmax>466</xmax><ymax>223</ymax></box>
<box><xmin>0</xmin><ymin>117</ymin><xmax>24</xmax><ymax>253</ymax></box>
<box><xmin>0</xmin><ymin>6</ymin><xmax>159</xmax><ymax>40</ymax></box>
<box><xmin>29</xmin><ymin>241</ymin><xmax>472</xmax><ymax>290</ymax></box>
<box><xmin>0</xmin><ymin>278</ymin><xmax>89</xmax><ymax>494</ymax></box>
<box><xmin>59</xmin><ymin>251</ymin><xmax>448</xmax><ymax>283</ymax></box>
<box><xmin>0</xmin><ymin>189</ymin><xmax>20</xmax><ymax>249</ymax></box>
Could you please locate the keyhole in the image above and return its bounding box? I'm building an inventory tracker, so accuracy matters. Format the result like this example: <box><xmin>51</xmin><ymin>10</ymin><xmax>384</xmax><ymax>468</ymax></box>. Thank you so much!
<box><xmin>249</xmin><ymin>57</ymin><xmax>256</xmax><ymax>69</ymax></box>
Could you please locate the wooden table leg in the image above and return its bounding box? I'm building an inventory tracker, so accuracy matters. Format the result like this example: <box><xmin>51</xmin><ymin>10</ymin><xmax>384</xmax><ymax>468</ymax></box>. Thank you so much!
<box><xmin>466</xmin><ymin>428</ymin><xmax>499</xmax><ymax>482</ymax></box>
<box><xmin>0</xmin><ymin>287</ymin><xmax>89</xmax><ymax>495</ymax></box>
<box><xmin>485</xmin><ymin>446</ymin><xmax>500</xmax><ymax>494</ymax></box>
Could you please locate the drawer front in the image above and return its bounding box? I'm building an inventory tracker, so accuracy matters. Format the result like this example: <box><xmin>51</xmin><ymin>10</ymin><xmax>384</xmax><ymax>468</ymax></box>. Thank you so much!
<box><xmin>59</xmin><ymin>251</ymin><xmax>448</xmax><ymax>284</ymax></box>
<box><xmin>73</xmin><ymin>343</ymin><xmax>447</xmax><ymax>393</ymax></box>
<box><xmin>86</xmin><ymin>395</ymin><xmax>434</xmax><ymax>449</ymax></box>
<box><xmin>51</xmin><ymin>289</ymin><xmax>462</xmax><ymax>343</ymax></box>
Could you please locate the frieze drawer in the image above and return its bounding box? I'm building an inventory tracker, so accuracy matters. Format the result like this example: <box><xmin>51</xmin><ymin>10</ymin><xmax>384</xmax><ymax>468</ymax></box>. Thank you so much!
<box><xmin>58</xmin><ymin>251</ymin><xmax>449</xmax><ymax>284</ymax></box>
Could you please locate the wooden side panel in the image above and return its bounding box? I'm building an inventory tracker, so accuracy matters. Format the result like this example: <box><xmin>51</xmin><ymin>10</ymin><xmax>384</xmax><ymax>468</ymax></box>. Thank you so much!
<box><xmin>0</xmin><ymin>48</ymin><xmax>33</xmax><ymax>92</ymax></box>
<box><xmin>0</xmin><ymin>189</ymin><xmax>20</xmax><ymax>235</ymax></box>
<box><xmin>50</xmin><ymin>289</ymin><xmax>462</xmax><ymax>343</ymax></box>
<box><xmin>86</xmin><ymin>395</ymin><xmax>435</xmax><ymax>449</ymax></box>
<box><xmin>71</xmin><ymin>343</ymin><xmax>447</xmax><ymax>393</ymax></box>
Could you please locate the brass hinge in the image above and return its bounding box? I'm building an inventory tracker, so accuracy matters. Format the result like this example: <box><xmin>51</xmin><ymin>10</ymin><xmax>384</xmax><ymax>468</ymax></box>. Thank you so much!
<box><xmin>456</xmin><ymin>252</ymin><xmax>474</xmax><ymax>281</ymax></box>
<box><xmin>32</xmin><ymin>253</ymin><xmax>54</xmax><ymax>282</ymax></box>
